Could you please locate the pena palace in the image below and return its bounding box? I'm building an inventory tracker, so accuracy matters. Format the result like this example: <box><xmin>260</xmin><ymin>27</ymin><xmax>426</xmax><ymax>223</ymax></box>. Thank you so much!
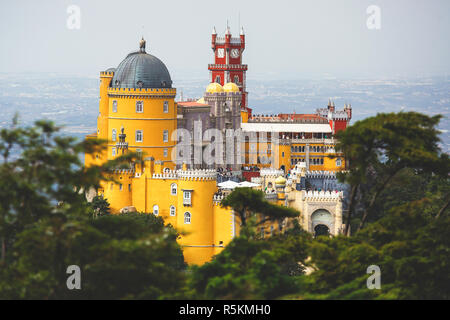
<box><xmin>85</xmin><ymin>25</ymin><xmax>352</xmax><ymax>265</ymax></box>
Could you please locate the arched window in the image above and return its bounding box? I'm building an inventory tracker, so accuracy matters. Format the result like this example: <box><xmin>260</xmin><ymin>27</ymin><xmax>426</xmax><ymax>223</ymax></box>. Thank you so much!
<box><xmin>136</xmin><ymin>101</ymin><xmax>144</xmax><ymax>113</ymax></box>
<box><xmin>170</xmin><ymin>205</ymin><xmax>176</xmax><ymax>216</ymax></box>
<box><xmin>336</xmin><ymin>158</ymin><xmax>342</xmax><ymax>167</ymax></box>
<box><xmin>184</xmin><ymin>212</ymin><xmax>191</xmax><ymax>224</ymax></box>
<box><xmin>153</xmin><ymin>205</ymin><xmax>159</xmax><ymax>216</ymax></box>
<box><xmin>112</xmin><ymin>129</ymin><xmax>117</xmax><ymax>141</ymax></box>
<box><xmin>234</xmin><ymin>75</ymin><xmax>239</xmax><ymax>84</ymax></box>
<box><xmin>112</xmin><ymin>100</ymin><xmax>118</xmax><ymax>113</ymax></box>
<box><xmin>170</xmin><ymin>183</ymin><xmax>177</xmax><ymax>195</ymax></box>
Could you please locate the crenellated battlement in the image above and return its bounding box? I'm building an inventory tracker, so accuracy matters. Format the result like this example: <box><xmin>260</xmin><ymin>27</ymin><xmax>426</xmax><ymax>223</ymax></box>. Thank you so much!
<box><xmin>100</xmin><ymin>71</ymin><xmax>114</xmax><ymax>77</ymax></box>
<box><xmin>306</xmin><ymin>170</ymin><xmax>337</xmax><ymax>179</ymax></box>
<box><xmin>152</xmin><ymin>172</ymin><xmax>178</xmax><ymax>179</ymax></box>
<box><xmin>107</xmin><ymin>87</ymin><xmax>176</xmax><ymax>97</ymax></box>
<box><xmin>249</xmin><ymin>114</ymin><xmax>328</xmax><ymax>124</ymax></box>
<box><xmin>260</xmin><ymin>168</ymin><xmax>284</xmax><ymax>177</ymax></box>
<box><xmin>178</xmin><ymin>169</ymin><xmax>217</xmax><ymax>180</ymax></box>
<box><xmin>302</xmin><ymin>190</ymin><xmax>343</xmax><ymax>201</ymax></box>
<box><xmin>151</xmin><ymin>169</ymin><xmax>217</xmax><ymax>181</ymax></box>
<box><xmin>111</xmin><ymin>168</ymin><xmax>136</xmax><ymax>175</ymax></box>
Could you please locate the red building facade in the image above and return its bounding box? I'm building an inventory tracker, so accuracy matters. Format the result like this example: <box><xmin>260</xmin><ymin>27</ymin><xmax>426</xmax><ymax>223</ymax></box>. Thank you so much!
<box><xmin>208</xmin><ymin>25</ymin><xmax>249</xmax><ymax>110</ymax></box>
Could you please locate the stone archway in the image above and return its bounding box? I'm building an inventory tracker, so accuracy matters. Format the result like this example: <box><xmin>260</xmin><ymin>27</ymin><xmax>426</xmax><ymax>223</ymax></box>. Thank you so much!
<box><xmin>314</xmin><ymin>224</ymin><xmax>330</xmax><ymax>237</ymax></box>
<box><xmin>311</xmin><ymin>209</ymin><xmax>333</xmax><ymax>237</ymax></box>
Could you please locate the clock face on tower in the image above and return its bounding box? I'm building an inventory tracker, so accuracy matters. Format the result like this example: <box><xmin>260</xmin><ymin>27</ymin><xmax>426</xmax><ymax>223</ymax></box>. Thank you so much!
<box><xmin>217</xmin><ymin>48</ymin><xmax>225</xmax><ymax>58</ymax></box>
<box><xmin>230</xmin><ymin>49</ymin><xmax>240</xmax><ymax>58</ymax></box>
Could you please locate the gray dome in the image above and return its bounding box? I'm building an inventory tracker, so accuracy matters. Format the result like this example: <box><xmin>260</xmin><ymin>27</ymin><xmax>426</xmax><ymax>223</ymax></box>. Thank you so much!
<box><xmin>111</xmin><ymin>50</ymin><xmax>172</xmax><ymax>89</ymax></box>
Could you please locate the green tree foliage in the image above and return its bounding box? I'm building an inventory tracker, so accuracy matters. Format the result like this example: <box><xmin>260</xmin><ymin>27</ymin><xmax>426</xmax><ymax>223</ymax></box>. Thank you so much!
<box><xmin>189</xmin><ymin>220</ymin><xmax>311</xmax><ymax>299</ymax></box>
<box><xmin>0</xmin><ymin>213</ymin><xmax>186</xmax><ymax>299</ymax></box>
<box><xmin>0</xmin><ymin>117</ymin><xmax>186</xmax><ymax>299</ymax></box>
<box><xmin>335</xmin><ymin>112</ymin><xmax>449</xmax><ymax>234</ymax></box>
<box><xmin>90</xmin><ymin>195</ymin><xmax>111</xmax><ymax>217</ymax></box>
<box><xmin>301</xmin><ymin>200</ymin><xmax>450</xmax><ymax>299</ymax></box>
<box><xmin>220</xmin><ymin>187</ymin><xmax>299</xmax><ymax>226</ymax></box>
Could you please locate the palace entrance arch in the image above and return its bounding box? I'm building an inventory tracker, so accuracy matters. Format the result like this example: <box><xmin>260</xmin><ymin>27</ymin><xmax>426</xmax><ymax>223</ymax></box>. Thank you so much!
<box><xmin>311</xmin><ymin>209</ymin><xmax>333</xmax><ymax>237</ymax></box>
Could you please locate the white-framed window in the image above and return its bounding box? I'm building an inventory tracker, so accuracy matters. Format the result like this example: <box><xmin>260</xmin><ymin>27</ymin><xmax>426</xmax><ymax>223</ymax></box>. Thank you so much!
<box><xmin>171</xmin><ymin>183</ymin><xmax>177</xmax><ymax>195</ymax></box>
<box><xmin>153</xmin><ymin>205</ymin><xmax>159</xmax><ymax>216</ymax></box>
<box><xmin>170</xmin><ymin>205</ymin><xmax>176</xmax><ymax>217</ymax></box>
<box><xmin>112</xmin><ymin>147</ymin><xmax>116</xmax><ymax>156</ymax></box>
<box><xmin>136</xmin><ymin>130</ymin><xmax>143</xmax><ymax>143</ymax></box>
<box><xmin>136</xmin><ymin>148</ymin><xmax>142</xmax><ymax>158</ymax></box>
<box><xmin>112</xmin><ymin>129</ymin><xmax>117</xmax><ymax>142</ymax></box>
<box><xmin>163</xmin><ymin>148</ymin><xmax>168</xmax><ymax>157</ymax></box>
<box><xmin>119</xmin><ymin>184</ymin><xmax>123</xmax><ymax>191</ymax></box>
<box><xmin>163</xmin><ymin>130</ymin><xmax>169</xmax><ymax>142</ymax></box>
<box><xmin>112</xmin><ymin>100</ymin><xmax>118</xmax><ymax>113</ymax></box>
<box><xmin>136</xmin><ymin>101</ymin><xmax>144</xmax><ymax>113</ymax></box>
<box><xmin>163</xmin><ymin>101</ymin><xmax>169</xmax><ymax>113</ymax></box>
<box><xmin>183</xmin><ymin>190</ymin><xmax>192</xmax><ymax>206</ymax></box>
<box><xmin>336</xmin><ymin>158</ymin><xmax>342</xmax><ymax>167</ymax></box>
<box><xmin>215</xmin><ymin>76</ymin><xmax>220</xmax><ymax>83</ymax></box>
<box><xmin>184</xmin><ymin>212</ymin><xmax>191</xmax><ymax>224</ymax></box>
<box><xmin>234</xmin><ymin>75</ymin><xmax>239</xmax><ymax>84</ymax></box>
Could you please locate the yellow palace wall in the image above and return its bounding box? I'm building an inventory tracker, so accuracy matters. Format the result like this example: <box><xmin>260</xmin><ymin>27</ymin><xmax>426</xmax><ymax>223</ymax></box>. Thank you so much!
<box><xmin>243</xmin><ymin>140</ymin><xmax>345</xmax><ymax>172</ymax></box>
<box><xmin>106</xmin><ymin>87</ymin><xmax>177</xmax><ymax>165</ymax></box>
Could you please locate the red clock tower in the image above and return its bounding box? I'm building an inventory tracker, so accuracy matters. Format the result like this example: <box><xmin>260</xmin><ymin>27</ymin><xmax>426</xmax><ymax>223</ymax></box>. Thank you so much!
<box><xmin>209</xmin><ymin>25</ymin><xmax>248</xmax><ymax>109</ymax></box>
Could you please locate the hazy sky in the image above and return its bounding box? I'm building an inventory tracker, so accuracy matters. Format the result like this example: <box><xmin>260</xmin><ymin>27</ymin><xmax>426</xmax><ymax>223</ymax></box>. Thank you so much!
<box><xmin>0</xmin><ymin>0</ymin><xmax>449</xmax><ymax>79</ymax></box>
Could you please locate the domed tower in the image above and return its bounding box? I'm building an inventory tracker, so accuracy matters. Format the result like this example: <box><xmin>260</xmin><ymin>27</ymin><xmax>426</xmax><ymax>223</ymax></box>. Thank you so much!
<box><xmin>203</xmin><ymin>82</ymin><xmax>242</xmax><ymax>131</ymax></box>
<box><xmin>101</xmin><ymin>38</ymin><xmax>177</xmax><ymax>167</ymax></box>
<box><xmin>275</xmin><ymin>175</ymin><xmax>287</xmax><ymax>206</ymax></box>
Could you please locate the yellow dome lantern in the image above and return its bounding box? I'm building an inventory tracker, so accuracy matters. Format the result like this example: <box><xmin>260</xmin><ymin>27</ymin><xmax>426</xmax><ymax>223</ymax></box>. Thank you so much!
<box><xmin>275</xmin><ymin>176</ymin><xmax>287</xmax><ymax>186</ymax></box>
<box><xmin>223</xmin><ymin>82</ymin><xmax>240</xmax><ymax>93</ymax></box>
<box><xmin>206</xmin><ymin>82</ymin><xmax>224</xmax><ymax>93</ymax></box>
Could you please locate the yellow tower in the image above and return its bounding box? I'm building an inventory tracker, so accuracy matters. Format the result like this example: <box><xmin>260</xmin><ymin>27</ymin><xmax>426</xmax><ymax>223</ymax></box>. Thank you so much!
<box><xmin>105</xmin><ymin>38</ymin><xmax>176</xmax><ymax>167</ymax></box>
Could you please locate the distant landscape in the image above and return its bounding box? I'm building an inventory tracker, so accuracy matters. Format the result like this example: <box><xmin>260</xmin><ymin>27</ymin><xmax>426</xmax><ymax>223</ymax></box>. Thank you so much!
<box><xmin>0</xmin><ymin>73</ymin><xmax>448</xmax><ymax>152</ymax></box>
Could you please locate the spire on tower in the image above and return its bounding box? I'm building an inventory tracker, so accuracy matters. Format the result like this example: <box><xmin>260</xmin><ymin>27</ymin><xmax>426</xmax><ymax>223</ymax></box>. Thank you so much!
<box><xmin>225</xmin><ymin>20</ymin><xmax>231</xmax><ymax>35</ymax></box>
<box><xmin>139</xmin><ymin>37</ymin><xmax>146</xmax><ymax>53</ymax></box>
<box><xmin>212</xmin><ymin>26</ymin><xmax>217</xmax><ymax>35</ymax></box>
<box><xmin>240</xmin><ymin>26</ymin><xmax>245</xmax><ymax>35</ymax></box>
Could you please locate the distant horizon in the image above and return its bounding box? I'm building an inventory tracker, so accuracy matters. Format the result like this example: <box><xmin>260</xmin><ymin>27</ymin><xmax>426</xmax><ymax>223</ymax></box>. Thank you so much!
<box><xmin>1</xmin><ymin>1</ymin><xmax>449</xmax><ymax>77</ymax></box>
<box><xmin>0</xmin><ymin>71</ymin><xmax>448</xmax><ymax>81</ymax></box>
